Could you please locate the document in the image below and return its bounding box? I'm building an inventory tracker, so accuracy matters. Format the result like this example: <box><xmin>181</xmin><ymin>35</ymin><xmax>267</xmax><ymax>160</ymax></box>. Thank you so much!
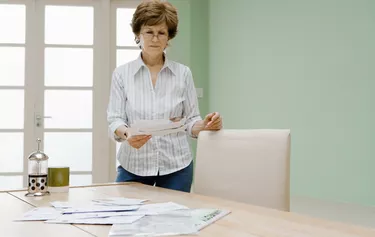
<box><xmin>50</xmin><ymin>198</ymin><xmax>146</xmax><ymax>209</ymax></box>
<box><xmin>108</xmin><ymin>208</ymin><xmax>230</xmax><ymax>236</ymax></box>
<box><xmin>135</xmin><ymin>202</ymin><xmax>189</xmax><ymax>215</ymax></box>
<box><xmin>62</xmin><ymin>205</ymin><xmax>140</xmax><ymax>214</ymax></box>
<box><xmin>50</xmin><ymin>201</ymin><xmax>93</xmax><ymax>209</ymax></box>
<box><xmin>45</xmin><ymin>214</ymin><xmax>144</xmax><ymax>225</ymax></box>
<box><xmin>14</xmin><ymin>207</ymin><xmax>62</xmax><ymax>221</ymax></box>
<box><xmin>48</xmin><ymin>211</ymin><xmax>139</xmax><ymax>220</ymax></box>
<box><xmin>190</xmin><ymin>209</ymin><xmax>231</xmax><ymax>230</ymax></box>
<box><xmin>98</xmin><ymin>202</ymin><xmax>189</xmax><ymax>216</ymax></box>
<box><xmin>108</xmin><ymin>215</ymin><xmax>198</xmax><ymax>236</ymax></box>
<box><xmin>127</xmin><ymin>118</ymin><xmax>187</xmax><ymax>136</ymax></box>
<box><xmin>92</xmin><ymin>197</ymin><xmax>148</xmax><ymax>206</ymax></box>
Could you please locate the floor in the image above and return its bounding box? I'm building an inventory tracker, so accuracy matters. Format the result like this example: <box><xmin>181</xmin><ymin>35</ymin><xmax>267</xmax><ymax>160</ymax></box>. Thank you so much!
<box><xmin>290</xmin><ymin>196</ymin><xmax>375</xmax><ymax>229</ymax></box>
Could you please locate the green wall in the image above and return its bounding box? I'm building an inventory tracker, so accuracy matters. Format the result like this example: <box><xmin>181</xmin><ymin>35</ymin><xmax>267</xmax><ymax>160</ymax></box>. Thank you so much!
<box><xmin>208</xmin><ymin>0</ymin><xmax>375</xmax><ymax>206</ymax></box>
<box><xmin>187</xmin><ymin>0</ymin><xmax>209</xmax><ymax>162</ymax></box>
<box><xmin>169</xmin><ymin>0</ymin><xmax>209</xmax><ymax>161</ymax></box>
<box><xmin>167</xmin><ymin>0</ymin><xmax>190</xmax><ymax>66</ymax></box>
<box><xmin>169</xmin><ymin>0</ymin><xmax>209</xmax><ymax>115</ymax></box>
<box><xmin>190</xmin><ymin>0</ymin><xmax>209</xmax><ymax>116</ymax></box>
<box><xmin>165</xmin><ymin>0</ymin><xmax>375</xmax><ymax>206</ymax></box>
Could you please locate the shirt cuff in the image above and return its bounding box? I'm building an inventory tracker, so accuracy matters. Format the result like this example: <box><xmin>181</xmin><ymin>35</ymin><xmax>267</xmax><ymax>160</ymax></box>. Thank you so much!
<box><xmin>187</xmin><ymin>118</ymin><xmax>202</xmax><ymax>139</ymax></box>
<box><xmin>109</xmin><ymin>121</ymin><xmax>128</xmax><ymax>142</ymax></box>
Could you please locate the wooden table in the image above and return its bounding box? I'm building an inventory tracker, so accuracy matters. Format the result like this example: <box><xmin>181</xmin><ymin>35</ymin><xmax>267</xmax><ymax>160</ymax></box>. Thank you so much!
<box><xmin>1</xmin><ymin>183</ymin><xmax>375</xmax><ymax>237</ymax></box>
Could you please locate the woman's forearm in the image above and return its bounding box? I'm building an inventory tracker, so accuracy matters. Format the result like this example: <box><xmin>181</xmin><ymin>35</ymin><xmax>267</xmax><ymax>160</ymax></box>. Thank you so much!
<box><xmin>191</xmin><ymin>120</ymin><xmax>205</xmax><ymax>137</ymax></box>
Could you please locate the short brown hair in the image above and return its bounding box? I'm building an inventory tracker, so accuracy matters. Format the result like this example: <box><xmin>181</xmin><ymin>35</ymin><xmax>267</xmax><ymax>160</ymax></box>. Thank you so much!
<box><xmin>131</xmin><ymin>0</ymin><xmax>178</xmax><ymax>43</ymax></box>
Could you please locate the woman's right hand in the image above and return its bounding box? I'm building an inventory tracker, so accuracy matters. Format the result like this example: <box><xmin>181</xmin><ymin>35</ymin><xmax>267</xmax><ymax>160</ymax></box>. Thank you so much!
<box><xmin>127</xmin><ymin>135</ymin><xmax>152</xmax><ymax>149</ymax></box>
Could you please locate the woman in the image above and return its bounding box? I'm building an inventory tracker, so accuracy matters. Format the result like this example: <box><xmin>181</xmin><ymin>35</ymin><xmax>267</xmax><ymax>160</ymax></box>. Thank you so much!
<box><xmin>107</xmin><ymin>0</ymin><xmax>222</xmax><ymax>192</ymax></box>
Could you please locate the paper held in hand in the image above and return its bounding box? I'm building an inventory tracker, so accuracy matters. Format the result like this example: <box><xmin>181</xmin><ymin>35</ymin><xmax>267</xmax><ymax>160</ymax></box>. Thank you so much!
<box><xmin>127</xmin><ymin>118</ymin><xmax>187</xmax><ymax>136</ymax></box>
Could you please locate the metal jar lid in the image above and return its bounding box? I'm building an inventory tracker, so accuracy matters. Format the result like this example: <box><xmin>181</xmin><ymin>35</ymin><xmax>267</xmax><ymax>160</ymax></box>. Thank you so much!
<box><xmin>28</xmin><ymin>138</ymin><xmax>49</xmax><ymax>161</ymax></box>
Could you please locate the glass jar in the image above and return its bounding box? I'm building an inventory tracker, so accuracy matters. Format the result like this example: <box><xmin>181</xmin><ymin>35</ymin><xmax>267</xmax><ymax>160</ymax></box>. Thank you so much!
<box><xmin>25</xmin><ymin>138</ymin><xmax>50</xmax><ymax>197</ymax></box>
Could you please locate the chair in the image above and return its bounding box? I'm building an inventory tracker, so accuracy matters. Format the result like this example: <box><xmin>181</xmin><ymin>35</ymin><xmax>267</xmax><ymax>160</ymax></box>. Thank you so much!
<box><xmin>193</xmin><ymin>129</ymin><xmax>291</xmax><ymax>211</ymax></box>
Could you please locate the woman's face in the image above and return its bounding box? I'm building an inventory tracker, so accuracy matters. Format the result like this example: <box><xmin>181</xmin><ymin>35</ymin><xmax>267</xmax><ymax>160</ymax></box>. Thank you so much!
<box><xmin>139</xmin><ymin>22</ymin><xmax>169</xmax><ymax>56</ymax></box>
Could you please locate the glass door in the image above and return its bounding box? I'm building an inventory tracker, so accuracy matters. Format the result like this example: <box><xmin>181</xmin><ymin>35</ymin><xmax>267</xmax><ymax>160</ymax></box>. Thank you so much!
<box><xmin>0</xmin><ymin>0</ymin><xmax>111</xmax><ymax>190</ymax></box>
<box><xmin>0</xmin><ymin>1</ymin><xmax>31</xmax><ymax>190</ymax></box>
<box><xmin>35</xmin><ymin>0</ymin><xmax>104</xmax><ymax>186</ymax></box>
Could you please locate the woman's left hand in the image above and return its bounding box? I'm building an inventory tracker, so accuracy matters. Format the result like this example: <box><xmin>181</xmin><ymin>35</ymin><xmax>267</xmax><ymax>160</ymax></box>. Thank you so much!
<box><xmin>203</xmin><ymin>112</ymin><xmax>223</xmax><ymax>130</ymax></box>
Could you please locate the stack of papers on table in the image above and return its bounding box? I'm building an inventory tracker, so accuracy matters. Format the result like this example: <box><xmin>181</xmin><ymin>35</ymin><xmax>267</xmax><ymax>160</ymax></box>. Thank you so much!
<box><xmin>49</xmin><ymin>197</ymin><xmax>147</xmax><ymax>209</ymax></box>
<box><xmin>127</xmin><ymin>118</ymin><xmax>187</xmax><ymax>136</ymax></box>
<box><xmin>92</xmin><ymin>197</ymin><xmax>149</xmax><ymax>206</ymax></box>
<box><xmin>46</xmin><ymin>214</ymin><xmax>144</xmax><ymax>225</ymax></box>
<box><xmin>13</xmin><ymin>207</ymin><xmax>61</xmax><ymax>221</ymax></box>
<box><xmin>14</xmin><ymin>196</ymin><xmax>230</xmax><ymax>236</ymax></box>
<box><xmin>108</xmin><ymin>209</ymin><xmax>231</xmax><ymax>236</ymax></box>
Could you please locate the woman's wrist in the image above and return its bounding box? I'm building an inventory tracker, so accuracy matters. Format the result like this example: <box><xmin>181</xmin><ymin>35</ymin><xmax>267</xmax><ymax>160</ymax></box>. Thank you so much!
<box><xmin>192</xmin><ymin>120</ymin><xmax>205</xmax><ymax>137</ymax></box>
<box><xmin>115</xmin><ymin>125</ymin><xmax>129</xmax><ymax>140</ymax></box>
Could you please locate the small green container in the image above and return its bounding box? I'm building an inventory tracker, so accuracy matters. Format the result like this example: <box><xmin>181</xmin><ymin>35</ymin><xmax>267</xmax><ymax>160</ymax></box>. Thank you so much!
<box><xmin>48</xmin><ymin>167</ymin><xmax>70</xmax><ymax>192</ymax></box>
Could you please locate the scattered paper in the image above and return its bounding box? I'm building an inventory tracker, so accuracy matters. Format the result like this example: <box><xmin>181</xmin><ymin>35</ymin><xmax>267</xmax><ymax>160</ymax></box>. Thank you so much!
<box><xmin>190</xmin><ymin>209</ymin><xmax>231</xmax><ymax>230</ymax></box>
<box><xmin>92</xmin><ymin>197</ymin><xmax>148</xmax><ymax>206</ymax></box>
<box><xmin>45</xmin><ymin>214</ymin><xmax>144</xmax><ymax>225</ymax></box>
<box><xmin>135</xmin><ymin>202</ymin><xmax>189</xmax><ymax>215</ymax></box>
<box><xmin>15</xmin><ymin>196</ymin><xmax>230</xmax><ymax>233</ymax></box>
<box><xmin>62</xmin><ymin>205</ymin><xmax>140</xmax><ymax>214</ymax></box>
<box><xmin>49</xmin><ymin>211</ymin><xmax>139</xmax><ymax>220</ymax></box>
<box><xmin>50</xmin><ymin>201</ymin><xmax>95</xmax><ymax>209</ymax></box>
<box><xmin>50</xmin><ymin>201</ymin><xmax>73</xmax><ymax>209</ymax></box>
<box><xmin>109</xmin><ymin>215</ymin><xmax>198</xmax><ymax>236</ymax></box>
<box><xmin>14</xmin><ymin>207</ymin><xmax>62</xmax><ymax>221</ymax></box>
<box><xmin>59</xmin><ymin>202</ymin><xmax>190</xmax><ymax>216</ymax></box>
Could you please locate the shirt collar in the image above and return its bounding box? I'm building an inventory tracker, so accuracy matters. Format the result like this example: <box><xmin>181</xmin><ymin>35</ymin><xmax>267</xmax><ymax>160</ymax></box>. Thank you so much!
<box><xmin>133</xmin><ymin>52</ymin><xmax>176</xmax><ymax>76</ymax></box>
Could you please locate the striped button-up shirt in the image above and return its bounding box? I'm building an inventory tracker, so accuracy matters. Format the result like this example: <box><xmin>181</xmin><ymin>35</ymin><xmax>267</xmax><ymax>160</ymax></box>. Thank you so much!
<box><xmin>107</xmin><ymin>53</ymin><xmax>202</xmax><ymax>176</ymax></box>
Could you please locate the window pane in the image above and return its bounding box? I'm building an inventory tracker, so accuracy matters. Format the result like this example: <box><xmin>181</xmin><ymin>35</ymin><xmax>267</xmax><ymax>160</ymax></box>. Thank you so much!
<box><xmin>70</xmin><ymin>174</ymin><xmax>92</xmax><ymax>186</ymax></box>
<box><xmin>0</xmin><ymin>133</ymin><xmax>23</xmax><ymax>172</ymax></box>
<box><xmin>0</xmin><ymin>47</ymin><xmax>25</xmax><ymax>86</ymax></box>
<box><xmin>44</xmin><ymin>132</ymin><xmax>92</xmax><ymax>171</ymax></box>
<box><xmin>117</xmin><ymin>8</ymin><xmax>137</xmax><ymax>47</ymax></box>
<box><xmin>0</xmin><ymin>90</ymin><xmax>24</xmax><ymax>129</ymax></box>
<box><xmin>117</xmin><ymin>49</ymin><xmax>141</xmax><ymax>67</ymax></box>
<box><xmin>0</xmin><ymin>4</ymin><xmax>25</xmax><ymax>43</ymax></box>
<box><xmin>44</xmin><ymin>90</ymin><xmax>92</xmax><ymax>129</ymax></box>
<box><xmin>45</xmin><ymin>6</ymin><xmax>93</xmax><ymax>45</ymax></box>
<box><xmin>0</xmin><ymin>176</ymin><xmax>23</xmax><ymax>191</ymax></box>
<box><xmin>45</xmin><ymin>48</ymin><xmax>93</xmax><ymax>87</ymax></box>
